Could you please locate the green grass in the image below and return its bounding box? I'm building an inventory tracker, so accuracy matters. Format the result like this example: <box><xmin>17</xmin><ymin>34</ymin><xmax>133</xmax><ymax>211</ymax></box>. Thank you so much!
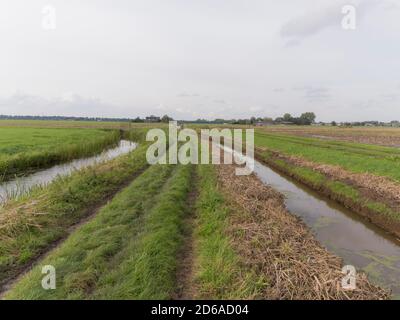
<box><xmin>326</xmin><ymin>181</ymin><xmax>360</xmax><ymax>202</ymax></box>
<box><xmin>92</xmin><ymin>164</ymin><xmax>193</xmax><ymax>299</ymax></box>
<box><xmin>193</xmin><ymin>164</ymin><xmax>264</xmax><ymax>299</ymax></box>
<box><xmin>366</xmin><ymin>201</ymin><xmax>398</xmax><ymax>220</ymax></box>
<box><xmin>5</xmin><ymin>163</ymin><xmax>194</xmax><ymax>299</ymax></box>
<box><xmin>255</xmin><ymin>131</ymin><xmax>400</xmax><ymax>225</ymax></box>
<box><xmin>0</xmin><ymin>119</ymin><xmax>169</xmax><ymax>130</ymax></box>
<box><xmin>0</xmin><ymin>127</ymin><xmax>120</xmax><ymax>179</ymax></box>
<box><xmin>259</xmin><ymin>151</ymin><xmax>400</xmax><ymax>224</ymax></box>
<box><xmin>0</xmin><ymin>138</ymin><xmax>150</xmax><ymax>286</ymax></box>
<box><xmin>255</xmin><ymin>131</ymin><xmax>400</xmax><ymax>182</ymax></box>
<box><xmin>271</xmin><ymin>158</ymin><xmax>325</xmax><ymax>187</ymax></box>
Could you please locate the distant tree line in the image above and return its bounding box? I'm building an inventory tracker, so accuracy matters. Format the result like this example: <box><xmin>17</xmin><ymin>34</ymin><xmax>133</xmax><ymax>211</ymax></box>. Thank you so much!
<box><xmin>188</xmin><ymin>112</ymin><xmax>317</xmax><ymax>126</ymax></box>
<box><xmin>0</xmin><ymin>115</ymin><xmax>132</xmax><ymax>122</ymax></box>
<box><xmin>0</xmin><ymin>114</ymin><xmax>175</xmax><ymax>123</ymax></box>
<box><xmin>131</xmin><ymin>115</ymin><xmax>174</xmax><ymax>123</ymax></box>
<box><xmin>2</xmin><ymin>113</ymin><xmax>398</xmax><ymax>127</ymax></box>
<box><xmin>274</xmin><ymin>112</ymin><xmax>316</xmax><ymax>125</ymax></box>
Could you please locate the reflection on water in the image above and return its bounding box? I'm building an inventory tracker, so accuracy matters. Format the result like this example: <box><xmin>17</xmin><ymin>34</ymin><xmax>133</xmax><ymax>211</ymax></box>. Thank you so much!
<box><xmin>0</xmin><ymin>140</ymin><xmax>137</xmax><ymax>203</ymax></box>
<box><xmin>253</xmin><ymin>161</ymin><xmax>400</xmax><ymax>299</ymax></box>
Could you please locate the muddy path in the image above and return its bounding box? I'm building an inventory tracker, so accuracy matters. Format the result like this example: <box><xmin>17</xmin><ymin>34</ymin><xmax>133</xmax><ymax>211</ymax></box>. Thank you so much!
<box><xmin>0</xmin><ymin>166</ymin><xmax>148</xmax><ymax>297</ymax></box>
<box><xmin>173</xmin><ymin>167</ymin><xmax>199</xmax><ymax>300</ymax></box>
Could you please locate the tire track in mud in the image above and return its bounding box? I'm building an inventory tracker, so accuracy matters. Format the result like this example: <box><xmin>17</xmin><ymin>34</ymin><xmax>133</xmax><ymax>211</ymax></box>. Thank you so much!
<box><xmin>0</xmin><ymin>166</ymin><xmax>149</xmax><ymax>297</ymax></box>
<box><xmin>173</xmin><ymin>166</ymin><xmax>199</xmax><ymax>300</ymax></box>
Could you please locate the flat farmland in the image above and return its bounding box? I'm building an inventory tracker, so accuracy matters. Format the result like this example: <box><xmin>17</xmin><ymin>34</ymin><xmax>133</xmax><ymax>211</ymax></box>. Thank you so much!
<box><xmin>259</xmin><ymin>126</ymin><xmax>400</xmax><ymax>147</ymax></box>
<box><xmin>0</xmin><ymin>121</ymin><xmax>398</xmax><ymax>300</ymax></box>
<box><xmin>0</xmin><ymin>126</ymin><xmax>120</xmax><ymax>179</ymax></box>
<box><xmin>0</xmin><ymin>119</ymin><xmax>167</xmax><ymax>130</ymax></box>
<box><xmin>254</xmin><ymin>128</ymin><xmax>400</xmax><ymax>237</ymax></box>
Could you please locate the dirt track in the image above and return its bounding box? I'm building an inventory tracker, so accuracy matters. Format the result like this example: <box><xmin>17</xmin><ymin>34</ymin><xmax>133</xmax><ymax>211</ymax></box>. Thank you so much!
<box><xmin>173</xmin><ymin>168</ymin><xmax>199</xmax><ymax>300</ymax></box>
<box><xmin>0</xmin><ymin>167</ymin><xmax>148</xmax><ymax>297</ymax></box>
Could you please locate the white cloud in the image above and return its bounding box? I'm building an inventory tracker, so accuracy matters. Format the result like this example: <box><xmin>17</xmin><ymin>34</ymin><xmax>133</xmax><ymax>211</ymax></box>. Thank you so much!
<box><xmin>0</xmin><ymin>92</ymin><xmax>117</xmax><ymax>117</ymax></box>
<box><xmin>0</xmin><ymin>0</ymin><xmax>399</xmax><ymax>122</ymax></box>
<box><xmin>280</xmin><ymin>0</ymin><xmax>379</xmax><ymax>41</ymax></box>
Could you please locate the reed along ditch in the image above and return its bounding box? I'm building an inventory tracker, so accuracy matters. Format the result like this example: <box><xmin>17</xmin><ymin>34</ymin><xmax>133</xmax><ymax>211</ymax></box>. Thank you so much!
<box><xmin>0</xmin><ymin>140</ymin><xmax>137</xmax><ymax>203</ymax></box>
<box><xmin>252</xmin><ymin>160</ymin><xmax>400</xmax><ymax>298</ymax></box>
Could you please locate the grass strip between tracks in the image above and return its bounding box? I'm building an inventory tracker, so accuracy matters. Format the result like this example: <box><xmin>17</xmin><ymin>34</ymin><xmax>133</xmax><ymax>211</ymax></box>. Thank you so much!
<box><xmin>0</xmin><ymin>139</ymin><xmax>150</xmax><ymax>287</ymax></box>
<box><xmin>5</xmin><ymin>163</ymin><xmax>194</xmax><ymax>299</ymax></box>
<box><xmin>192</xmin><ymin>164</ymin><xmax>264</xmax><ymax>299</ymax></box>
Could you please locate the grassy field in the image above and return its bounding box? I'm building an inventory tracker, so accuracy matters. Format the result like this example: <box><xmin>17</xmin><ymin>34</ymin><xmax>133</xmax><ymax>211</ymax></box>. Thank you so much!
<box><xmin>0</xmin><ymin>119</ymin><xmax>168</xmax><ymax>130</ymax></box>
<box><xmin>0</xmin><ymin>134</ymin><xmax>150</xmax><ymax>287</ymax></box>
<box><xmin>0</xmin><ymin>121</ymin><xmax>396</xmax><ymax>299</ymax></box>
<box><xmin>4</xmin><ymin>164</ymin><xmax>193</xmax><ymax>299</ymax></box>
<box><xmin>258</xmin><ymin>125</ymin><xmax>400</xmax><ymax>147</ymax></box>
<box><xmin>0</xmin><ymin>127</ymin><xmax>121</xmax><ymax>179</ymax></box>
<box><xmin>253</xmin><ymin>129</ymin><xmax>400</xmax><ymax>237</ymax></box>
<box><xmin>255</xmin><ymin>131</ymin><xmax>400</xmax><ymax>181</ymax></box>
<box><xmin>4</xmin><ymin>162</ymin><xmax>386</xmax><ymax>300</ymax></box>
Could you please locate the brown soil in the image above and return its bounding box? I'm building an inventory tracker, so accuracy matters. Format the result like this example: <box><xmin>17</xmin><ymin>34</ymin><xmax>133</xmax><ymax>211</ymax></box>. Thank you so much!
<box><xmin>216</xmin><ymin>164</ymin><xmax>389</xmax><ymax>300</ymax></box>
<box><xmin>173</xmin><ymin>167</ymin><xmax>199</xmax><ymax>300</ymax></box>
<box><xmin>306</xmin><ymin>133</ymin><xmax>400</xmax><ymax>147</ymax></box>
<box><xmin>260</xmin><ymin>127</ymin><xmax>400</xmax><ymax>147</ymax></box>
<box><xmin>0</xmin><ymin>167</ymin><xmax>148</xmax><ymax>297</ymax></box>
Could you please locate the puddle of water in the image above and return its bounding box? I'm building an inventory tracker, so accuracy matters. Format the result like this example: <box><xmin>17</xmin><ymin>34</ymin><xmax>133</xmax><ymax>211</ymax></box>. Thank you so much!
<box><xmin>0</xmin><ymin>140</ymin><xmax>137</xmax><ymax>203</ymax></box>
<box><xmin>253</xmin><ymin>161</ymin><xmax>400</xmax><ymax>298</ymax></box>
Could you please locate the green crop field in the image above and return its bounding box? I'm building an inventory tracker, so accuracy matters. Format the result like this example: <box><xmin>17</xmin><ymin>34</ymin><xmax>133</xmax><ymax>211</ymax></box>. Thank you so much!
<box><xmin>0</xmin><ymin>119</ymin><xmax>167</xmax><ymax>130</ymax></box>
<box><xmin>253</xmin><ymin>129</ymin><xmax>400</xmax><ymax>237</ymax></box>
<box><xmin>255</xmin><ymin>131</ymin><xmax>400</xmax><ymax>181</ymax></box>
<box><xmin>0</xmin><ymin>127</ymin><xmax>120</xmax><ymax>179</ymax></box>
<box><xmin>0</xmin><ymin>122</ymin><xmax>397</xmax><ymax>300</ymax></box>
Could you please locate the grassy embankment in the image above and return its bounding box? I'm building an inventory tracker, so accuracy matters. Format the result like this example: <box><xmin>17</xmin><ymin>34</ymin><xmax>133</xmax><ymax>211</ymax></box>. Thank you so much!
<box><xmin>5</xmin><ymin>163</ymin><xmax>194</xmax><ymax>299</ymax></box>
<box><xmin>0</xmin><ymin>129</ymin><xmax>150</xmax><ymax>287</ymax></box>
<box><xmin>0</xmin><ymin>127</ymin><xmax>121</xmax><ymax>180</ymax></box>
<box><xmin>254</xmin><ymin>131</ymin><xmax>400</xmax><ymax>235</ymax></box>
<box><xmin>192</xmin><ymin>164</ymin><xmax>265</xmax><ymax>299</ymax></box>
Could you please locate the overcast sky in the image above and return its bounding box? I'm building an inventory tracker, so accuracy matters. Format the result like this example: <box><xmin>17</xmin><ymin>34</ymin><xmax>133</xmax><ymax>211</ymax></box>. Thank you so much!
<box><xmin>0</xmin><ymin>0</ymin><xmax>399</xmax><ymax>121</ymax></box>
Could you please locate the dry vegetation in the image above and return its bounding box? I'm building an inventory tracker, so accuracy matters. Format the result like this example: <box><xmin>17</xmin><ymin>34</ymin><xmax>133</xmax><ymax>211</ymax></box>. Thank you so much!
<box><xmin>217</xmin><ymin>164</ymin><xmax>388</xmax><ymax>300</ymax></box>
<box><xmin>261</xmin><ymin>126</ymin><xmax>400</xmax><ymax>147</ymax></box>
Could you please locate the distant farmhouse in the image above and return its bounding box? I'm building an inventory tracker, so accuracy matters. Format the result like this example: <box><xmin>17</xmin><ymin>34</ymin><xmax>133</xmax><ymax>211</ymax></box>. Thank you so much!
<box><xmin>255</xmin><ymin>120</ymin><xmax>274</xmax><ymax>126</ymax></box>
<box><xmin>145</xmin><ymin>115</ymin><xmax>161</xmax><ymax>123</ymax></box>
<box><xmin>391</xmin><ymin>121</ymin><xmax>400</xmax><ymax>127</ymax></box>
